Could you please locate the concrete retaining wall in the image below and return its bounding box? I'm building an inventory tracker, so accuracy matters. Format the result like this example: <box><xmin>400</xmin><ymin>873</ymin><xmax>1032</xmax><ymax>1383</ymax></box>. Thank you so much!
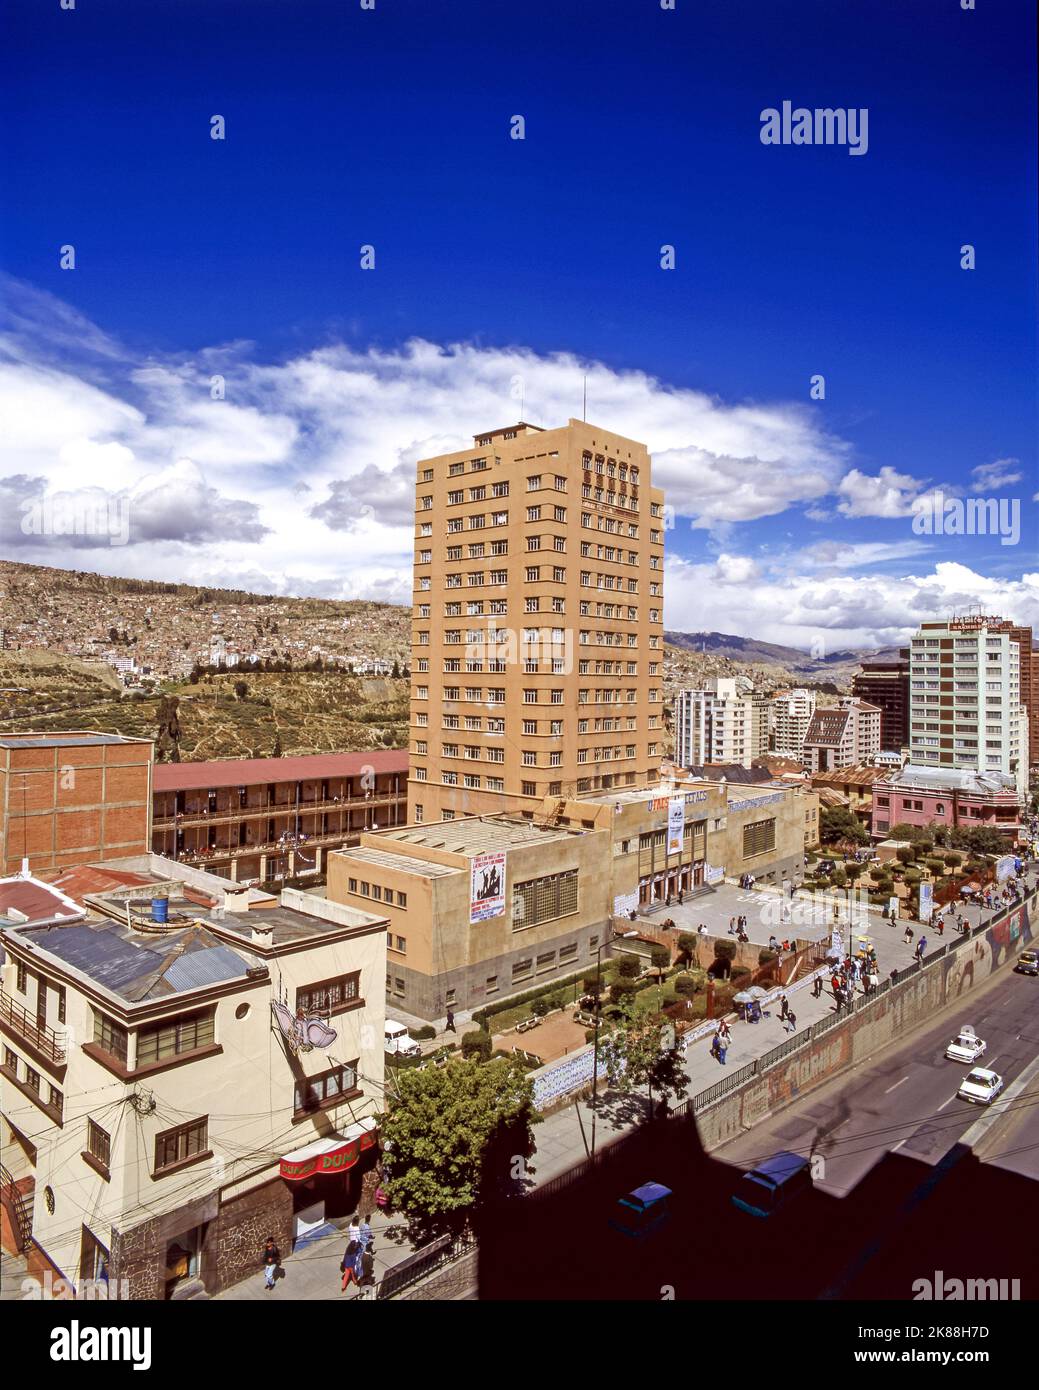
<box><xmin>694</xmin><ymin>891</ymin><xmax>1035</xmax><ymax>1152</ymax></box>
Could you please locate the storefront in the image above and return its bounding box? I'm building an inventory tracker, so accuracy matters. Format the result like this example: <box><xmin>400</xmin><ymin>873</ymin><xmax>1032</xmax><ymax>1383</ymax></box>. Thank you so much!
<box><xmin>280</xmin><ymin>1117</ymin><xmax>378</xmax><ymax>1245</ymax></box>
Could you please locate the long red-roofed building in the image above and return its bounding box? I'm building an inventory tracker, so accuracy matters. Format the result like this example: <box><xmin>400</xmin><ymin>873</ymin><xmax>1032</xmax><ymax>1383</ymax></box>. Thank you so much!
<box><xmin>151</xmin><ymin>748</ymin><xmax>409</xmax><ymax>885</ymax></box>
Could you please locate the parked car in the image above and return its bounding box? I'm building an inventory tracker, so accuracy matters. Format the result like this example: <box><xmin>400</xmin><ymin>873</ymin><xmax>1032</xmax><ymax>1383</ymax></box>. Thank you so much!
<box><xmin>384</xmin><ymin>1020</ymin><xmax>422</xmax><ymax>1057</ymax></box>
<box><xmin>817</xmin><ymin>859</ymin><xmax>837</xmax><ymax>875</ymax></box>
<box><xmin>945</xmin><ymin>1026</ymin><xmax>987</xmax><ymax>1063</ymax></box>
<box><xmin>608</xmin><ymin>1182</ymin><xmax>672</xmax><ymax>1238</ymax></box>
<box><xmin>731</xmin><ymin>1151</ymin><xmax>813</xmax><ymax>1218</ymax></box>
<box><xmin>957</xmin><ymin>1067</ymin><xmax>1004</xmax><ymax>1106</ymax></box>
<box><xmin>1015</xmin><ymin>949</ymin><xmax>1039</xmax><ymax>976</ymax></box>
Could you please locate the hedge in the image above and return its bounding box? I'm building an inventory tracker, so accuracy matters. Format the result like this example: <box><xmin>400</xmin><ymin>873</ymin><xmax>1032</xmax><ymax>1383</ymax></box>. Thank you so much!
<box><xmin>470</xmin><ymin>970</ymin><xmax>586</xmax><ymax>1031</ymax></box>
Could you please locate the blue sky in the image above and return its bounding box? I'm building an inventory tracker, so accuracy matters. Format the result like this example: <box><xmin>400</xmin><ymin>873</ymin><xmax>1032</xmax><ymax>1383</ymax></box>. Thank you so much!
<box><xmin>1</xmin><ymin>0</ymin><xmax>1036</xmax><ymax>648</ymax></box>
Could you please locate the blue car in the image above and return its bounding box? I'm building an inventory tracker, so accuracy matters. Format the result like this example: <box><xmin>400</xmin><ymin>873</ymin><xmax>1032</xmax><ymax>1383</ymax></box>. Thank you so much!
<box><xmin>608</xmin><ymin>1182</ymin><xmax>673</xmax><ymax>1238</ymax></box>
<box><xmin>732</xmin><ymin>1151</ymin><xmax>813</xmax><ymax>1218</ymax></box>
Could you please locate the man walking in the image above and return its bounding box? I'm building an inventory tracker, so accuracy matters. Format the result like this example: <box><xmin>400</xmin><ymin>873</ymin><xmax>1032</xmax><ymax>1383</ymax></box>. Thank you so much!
<box><xmin>779</xmin><ymin>993</ymin><xmax>790</xmax><ymax>1021</ymax></box>
<box><xmin>445</xmin><ymin>1006</ymin><xmax>456</xmax><ymax>1033</ymax></box>
<box><xmin>915</xmin><ymin>935</ymin><xmax>927</xmax><ymax>961</ymax></box>
<box><xmin>785</xmin><ymin>1008</ymin><xmax>797</xmax><ymax>1034</ymax></box>
<box><xmin>262</xmin><ymin>1235</ymin><xmax>280</xmax><ymax>1292</ymax></box>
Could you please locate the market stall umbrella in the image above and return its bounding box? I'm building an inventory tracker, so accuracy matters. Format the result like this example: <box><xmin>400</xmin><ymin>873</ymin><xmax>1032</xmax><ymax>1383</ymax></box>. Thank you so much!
<box><xmin>733</xmin><ymin>990</ymin><xmax>754</xmax><ymax>1004</ymax></box>
<box><xmin>747</xmin><ymin>986</ymin><xmax>769</xmax><ymax>1000</ymax></box>
<box><xmin>825</xmin><ymin>946</ymin><xmax>843</xmax><ymax>960</ymax></box>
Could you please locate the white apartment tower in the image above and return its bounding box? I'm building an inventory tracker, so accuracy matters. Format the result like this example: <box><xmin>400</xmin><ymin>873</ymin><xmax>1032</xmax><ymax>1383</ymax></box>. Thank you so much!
<box><xmin>675</xmin><ymin>678</ymin><xmax>767</xmax><ymax>770</ymax></box>
<box><xmin>773</xmin><ymin>688</ymin><xmax>817</xmax><ymax>757</ymax></box>
<box><xmin>909</xmin><ymin>617</ymin><xmax>1028</xmax><ymax>799</ymax></box>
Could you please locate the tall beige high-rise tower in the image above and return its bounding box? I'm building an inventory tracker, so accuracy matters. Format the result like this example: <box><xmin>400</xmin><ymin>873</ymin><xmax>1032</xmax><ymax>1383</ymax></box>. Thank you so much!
<box><xmin>407</xmin><ymin>419</ymin><xmax>666</xmax><ymax>823</ymax></box>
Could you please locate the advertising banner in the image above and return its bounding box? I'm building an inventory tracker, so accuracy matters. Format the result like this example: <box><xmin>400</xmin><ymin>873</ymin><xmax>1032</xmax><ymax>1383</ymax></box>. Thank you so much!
<box><xmin>996</xmin><ymin>854</ymin><xmax>1016</xmax><ymax>883</ymax></box>
<box><xmin>667</xmin><ymin>797</ymin><xmax>685</xmax><ymax>854</ymax></box>
<box><xmin>470</xmin><ymin>850</ymin><xmax>506</xmax><ymax>923</ymax></box>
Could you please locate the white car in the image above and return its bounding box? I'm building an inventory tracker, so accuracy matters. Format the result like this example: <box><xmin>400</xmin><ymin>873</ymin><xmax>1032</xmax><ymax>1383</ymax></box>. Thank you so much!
<box><xmin>384</xmin><ymin>1020</ymin><xmax>422</xmax><ymax>1057</ymax></box>
<box><xmin>958</xmin><ymin>1067</ymin><xmax>1004</xmax><ymax>1105</ymax></box>
<box><xmin>945</xmin><ymin>1028</ymin><xmax>987</xmax><ymax>1064</ymax></box>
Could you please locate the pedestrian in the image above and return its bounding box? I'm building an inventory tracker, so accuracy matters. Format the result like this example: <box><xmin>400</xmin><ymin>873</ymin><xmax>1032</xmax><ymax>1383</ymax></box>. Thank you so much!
<box><xmin>786</xmin><ymin>1009</ymin><xmax>797</xmax><ymax>1033</ymax></box>
<box><xmin>340</xmin><ymin>1239</ymin><xmax>361</xmax><ymax>1293</ymax></box>
<box><xmin>262</xmin><ymin>1234</ymin><xmax>280</xmax><ymax>1291</ymax></box>
<box><xmin>916</xmin><ymin>936</ymin><xmax>927</xmax><ymax>960</ymax></box>
<box><xmin>729</xmin><ymin>916</ymin><xmax>736</xmax><ymax>935</ymax></box>
<box><xmin>779</xmin><ymin>993</ymin><xmax>789</xmax><ymax>1021</ymax></box>
<box><xmin>717</xmin><ymin>1038</ymin><xmax>728</xmax><ymax>1065</ymax></box>
<box><xmin>360</xmin><ymin>1244</ymin><xmax>376</xmax><ymax>1288</ymax></box>
<box><xmin>445</xmin><ymin>1006</ymin><xmax>456</xmax><ymax>1033</ymax></box>
<box><xmin>348</xmin><ymin>1213</ymin><xmax>361</xmax><ymax>1245</ymax></box>
<box><xmin>936</xmin><ymin>917</ymin><xmax>944</xmax><ymax>937</ymax></box>
<box><xmin>678</xmin><ymin>890</ymin><xmax>684</xmax><ymax>906</ymax></box>
<box><xmin>358</xmin><ymin>1213</ymin><xmax>373</xmax><ymax>1250</ymax></box>
<box><xmin>903</xmin><ymin>924</ymin><xmax>913</xmax><ymax>945</ymax></box>
<box><xmin>812</xmin><ymin>976</ymin><xmax>823</xmax><ymax>999</ymax></box>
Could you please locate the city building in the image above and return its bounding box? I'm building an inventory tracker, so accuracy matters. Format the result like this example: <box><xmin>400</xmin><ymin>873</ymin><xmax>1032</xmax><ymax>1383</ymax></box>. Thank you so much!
<box><xmin>1</xmin><ymin>733</ymin><xmax>153</xmax><ymax>878</ymax></box>
<box><xmin>871</xmin><ymin>765</ymin><xmax>1022</xmax><ymax>843</ymax></box>
<box><xmin>801</xmin><ymin>699</ymin><xmax>881</xmax><ymax>773</ymax></box>
<box><xmin>772</xmin><ymin>688</ymin><xmax>817</xmax><ymax>758</ymax></box>
<box><xmin>675</xmin><ymin>678</ymin><xmax>768</xmax><ymax>770</ymax></box>
<box><xmin>329</xmin><ymin>774</ymin><xmax>808</xmax><ymax>1020</ymax></box>
<box><xmin>809</xmin><ymin>766</ymin><xmax>892</xmax><ymax>829</ymax></box>
<box><xmin>151</xmin><ymin>750</ymin><xmax>409</xmax><ymax>886</ymax></box>
<box><xmin>408</xmin><ymin>420</ymin><xmax>666</xmax><ymax>822</ymax></box>
<box><xmin>909</xmin><ymin>616</ymin><xmax>1029</xmax><ymax>798</ymax></box>
<box><xmin>0</xmin><ymin>855</ymin><xmax>386</xmax><ymax>1299</ymax></box>
<box><xmin>851</xmin><ymin>649</ymin><xmax>910</xmax><ymax>752</ymax></box>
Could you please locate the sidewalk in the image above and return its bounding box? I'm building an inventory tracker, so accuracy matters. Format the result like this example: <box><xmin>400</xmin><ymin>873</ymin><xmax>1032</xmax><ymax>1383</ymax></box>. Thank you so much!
<box><xmin>213</xmin><ymin>1206</ymin><xmax>417</xmax><ymax>1302</ymax></box>
<box><xmin>528</xmin><ymin>892</ymin><xmax>973</xmax><ymax>1188</ymax></box>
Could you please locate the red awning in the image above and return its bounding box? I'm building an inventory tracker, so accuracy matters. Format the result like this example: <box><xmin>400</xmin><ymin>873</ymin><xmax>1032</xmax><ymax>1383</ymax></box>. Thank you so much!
<box><xmin>279</xmin><ymin>1119</ymin><xmax>378</xmax><ymax>1182</ymax></box>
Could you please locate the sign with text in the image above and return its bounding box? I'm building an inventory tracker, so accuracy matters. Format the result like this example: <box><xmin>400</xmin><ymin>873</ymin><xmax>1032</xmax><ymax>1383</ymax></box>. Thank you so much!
<box><xmin>667</xmin><ymin>797</ymin><xmax>685</xmax><ymax>854</ymax></box>
<box><xmin>471</xmin><ymin>850</ymin><xmax>507</xmax><ymax>923</ymax></box>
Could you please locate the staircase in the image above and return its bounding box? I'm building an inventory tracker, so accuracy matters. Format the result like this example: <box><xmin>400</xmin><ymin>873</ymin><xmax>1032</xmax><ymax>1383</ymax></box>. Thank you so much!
<box><xmin>0</xmin><ymin>1164</ymin><xmax>33</xmax><ymax>1253</ymax></box>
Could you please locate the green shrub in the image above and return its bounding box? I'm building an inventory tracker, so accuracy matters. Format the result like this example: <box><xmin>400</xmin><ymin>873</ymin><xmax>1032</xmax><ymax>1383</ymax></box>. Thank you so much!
<box><xmin>650</xmin><ymin>946</ymin><xmax>671</xmax><ymax>973</ymax></box>
<box><xmin>904</xmin><ymin>868</ymin><xmax>922</xmax><ymax>885</ymax></box>
<box><xmin>730</xmin><ymin>965</ymin><xmax>752</xmax><ymax>984</ymax></box>
<box><xmin>531</xmin><ymin>998</ymin><xmax>549</xmax><ymax>1017</ymax></box>
<box><xmin>896</xmin><ymin>847</ymin><xmax>916</xmax><ymax>866</ymax></box>
<box><xmin>609</xmin><ymin>978</ymin><xmax>640</xmax><ymax>1005</ymax></box>
<box><xmin>713</xmin><ymin>940</ymin><xmax>737</xmax><ymax>962</ymax></box>
<box><xmin>758</xmin><ymin>949</ymin><xmax>778</xmax><ymax>966</ymax></box>
<box><xmin>616</xmin><ymin>955</ymin><xmax>642</xmax><ymax>979</ymax></box>
<box><xmin>924</xmin><ymin>858</ymin><xmax>945</xmax><ymax>875</ymax></box>
<box><xmin>460</xmin><ymin>1030</ymin><xmax>492</xmax><ymax>1061</ymax></box>
<box><xmin>411</xmin><ymin>1024</ymin><xmax>437</xmax><ymax>1041</ymax></box>
<box><xmin>673</xmin><ymin>973</ymin><xmax>699</xmax><ymax>997</ymax></box>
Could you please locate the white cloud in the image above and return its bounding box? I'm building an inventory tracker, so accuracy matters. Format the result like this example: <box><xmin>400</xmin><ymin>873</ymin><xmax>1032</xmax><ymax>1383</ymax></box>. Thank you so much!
<box><xmin>836</xmin><ymin>465</ymin><xmax>928</xmax><ymax>519</ymax></box>
<box><xmin>664</xmin><ymin>555</ymin><xmax>1039</xmax><ymax>649</ymax></box>
<box><xmin>971</xmin><ymin>458</ymin><xmax>1024</xmax><ymax>491</ymax></box>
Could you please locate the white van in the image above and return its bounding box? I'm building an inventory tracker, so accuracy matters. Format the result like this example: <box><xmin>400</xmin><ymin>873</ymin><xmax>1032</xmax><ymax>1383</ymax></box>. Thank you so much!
<box><xmin>384</xmin><ymin>1020</ymin><xmax>422</xmax><ymax>1057</ymax></box>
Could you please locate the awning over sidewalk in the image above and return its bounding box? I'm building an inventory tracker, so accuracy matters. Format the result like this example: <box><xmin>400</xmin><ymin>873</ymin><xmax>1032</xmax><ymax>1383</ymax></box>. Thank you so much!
<box><xmin>280</xmin><ymin>1116</ymin><xmax>378</xmax><ymax>1181</ymax></box>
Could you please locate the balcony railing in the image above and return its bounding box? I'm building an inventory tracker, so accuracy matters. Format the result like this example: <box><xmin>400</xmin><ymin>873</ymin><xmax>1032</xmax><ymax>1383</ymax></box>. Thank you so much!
<box><xmin>0</xmin><ymin>990</ymin><xmax>67</xmax><ymax>1065</ymax></box>
<box><xmin>153</xmin><ymin>791</ymin><xmax>403</xmax><ymax>831</ymax></box>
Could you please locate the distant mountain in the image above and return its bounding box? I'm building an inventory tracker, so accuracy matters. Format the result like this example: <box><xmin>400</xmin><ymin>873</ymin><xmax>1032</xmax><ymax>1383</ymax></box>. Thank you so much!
<box><xmin>665</xmin><ymin>629</ymin><xmax>901</xmax><ymax>675</ymax></box>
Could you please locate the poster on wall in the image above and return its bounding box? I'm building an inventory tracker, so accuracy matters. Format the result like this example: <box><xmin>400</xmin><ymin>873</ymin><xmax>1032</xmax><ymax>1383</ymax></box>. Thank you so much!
<box><xmin>470</xmin><ymin>850</ymin><xmax>506</xmax><ymax>923</ymax></box>
<box><xmin>667</xmin><ymin>797</ymin><xmax>685</xmax><ymax>854</ymax></box>
<box><xmin>918</xmin><ymin>880</ymin><xmax>933</xmax><ymax>921</ymax></box>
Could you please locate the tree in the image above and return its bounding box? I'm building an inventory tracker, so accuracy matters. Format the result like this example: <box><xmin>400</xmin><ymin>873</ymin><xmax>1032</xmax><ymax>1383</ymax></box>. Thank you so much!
<box><xmin>391</xmin><ymin>660</ymin><xmax>401</xmax><ymax>679</ymax></box>
<box><xmin>650</xmin><ymin>945</ymin><xmax>670</xmax><ymax>984</ymax></box>
<box><xmin>271</xmin><ymin>732</ymin><xmax>283</xmax><ymax>758</ymax></box>
<box><xmin>820</xmin><ymin>806</ymin><xmax>869</xmax><ymax>846</ymax></box>
<box><xmin>615</xmin><ymin>955</ymin><xmax>642</xmax><ymax>980</ymax></box>
<box><xmin>233</xmin><ymin>680</ymin><xmax>249</xmax><ymax>701</ymax></box>
<box><xmin>379</xmin><ymin>1057</ymin><xmax>537</xmax><ymax>1235</ymax></box>
<box><xmin>598</xmin><ymin>1001</ymin><xmax>689</xmax><ymax>1115</ymax></box>
<box><xmin>676</xmin><ymin>932</ymin><xmax>698</xmax><ymax>968</ymax></box>
<box><xmin>155</xmin><ymin>696</ymin><xmax>181</xmax><ymax>763</ymax></box>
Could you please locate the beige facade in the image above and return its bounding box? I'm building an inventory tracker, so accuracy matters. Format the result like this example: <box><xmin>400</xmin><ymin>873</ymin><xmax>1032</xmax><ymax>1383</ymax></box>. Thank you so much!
<box><xmin>329</xmin><ymin>817</ymin><xmax>612</xmax><ymax>1021</ymax></box>
<box><xmin>0</xmin><ymin>858</ymin><xmax>386</xmax><ymax>1299</ymax></box>
<box><xmin>408</xmin><ymin>420</ymin><xmax>666</xmax><ymax>823</ymax></box>
<box><xmin>329</xmin><ymin>774</ymin><xmax>808</xmax><ymax>1020</ymax></box>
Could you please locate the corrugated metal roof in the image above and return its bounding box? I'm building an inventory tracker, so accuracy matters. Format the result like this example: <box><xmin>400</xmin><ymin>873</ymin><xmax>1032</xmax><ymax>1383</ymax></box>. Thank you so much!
<box><xmin>38</xmin><ymin>925</ymin><xmax>168</xmax><ymax>990</ymax></box>
<box><xmin>162</xmin><ymin>944</ymin><xmax>250</xmax><ymax>992</ymax></box>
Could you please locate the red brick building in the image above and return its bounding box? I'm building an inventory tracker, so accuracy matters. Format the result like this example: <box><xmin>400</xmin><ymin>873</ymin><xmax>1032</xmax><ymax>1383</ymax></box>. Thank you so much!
<box><xmin>0</xmin><ymin>734</ymin><xmax>152</xmax><ymax>878</ymax></box>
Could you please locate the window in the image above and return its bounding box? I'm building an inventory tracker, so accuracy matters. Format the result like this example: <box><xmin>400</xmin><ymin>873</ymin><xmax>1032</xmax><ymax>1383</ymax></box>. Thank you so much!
<box><xmin>512</xmin><ymin>958</ymin><xmax>533</xmax><ymax>982</ymax></box>
<box><xmin>296</xmin><ymin>972</ymin><xmax>361</xmax><ymax>1016</ymax></box>
<box><xmin>16</xmin><ymin>962</ymin><xmax>27</xmax><ymax>994</ymax></box>
<box><xmin>24</xmin><ymin>1065</ymin><xmax>41</xmax><ymax>1094</ymax></box>
<box><xmin>87</xmin><ymin>1118</ymin><xmax>111</xmax><ymax>1174</ymax></box>
<box><xmin>93</xmin><ymin>1013</ymin><xmax>129</xmax><ymax>1064</ymax></box>
<box><xmin>136</xmin><ymin>1011</ymin><xmax>216</xmax><ymax>1066</ymax></box>
<box><xmin>396</xmin><ymin>891</ymin><xmax>408</xmax><ymax>907</ymax></box>
<box><xmin>293</xmin><ymin>1061</ymin><xmax>360</xmax><ymax>1115</ymax></box>
<box><xmin>742</xmin><ymin>818</ymin><xmax>777</xmax><ymax>858</ymax></box>
<box><xmin>154</xmin><ymin>1118</ymin><xmax>209</xmax><ymax>1174</ymax></box>
<box><xmin>3</xmin><ymin>1047</ymin><xmax>16</xmax><ymax>1075</ymax></box>
<box><xmin>512</xmin><ymin>869</ymin><xmax>579</xmax><ymax>928</ymax></box>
